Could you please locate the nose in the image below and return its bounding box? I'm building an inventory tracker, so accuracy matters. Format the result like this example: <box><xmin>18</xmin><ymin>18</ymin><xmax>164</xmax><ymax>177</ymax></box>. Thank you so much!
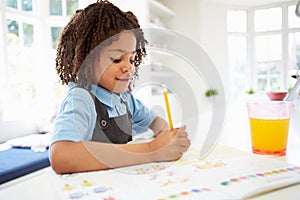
<box><xmin>121</xmin><ymin>60</ymin><xmax>134</xmax><ymax>73</ymax></box>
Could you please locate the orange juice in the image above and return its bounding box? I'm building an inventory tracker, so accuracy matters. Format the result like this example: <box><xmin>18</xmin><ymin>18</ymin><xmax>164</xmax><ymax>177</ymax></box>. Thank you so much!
<box><xmin>249</xmin><ymin>117</ymin><xmax>290</xmax><ymax>156</ymax></box>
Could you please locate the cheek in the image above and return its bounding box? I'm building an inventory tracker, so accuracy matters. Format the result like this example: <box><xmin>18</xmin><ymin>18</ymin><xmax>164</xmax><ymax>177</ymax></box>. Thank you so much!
<box><xmin>94</xmin><ymin>62</ymin><xmax>108</xmax><ymax>78</ymax></box>
<box><xmin>93</xmin><ymin>66</ymin><xmax>101</xmax><ymax>82</ymax></box>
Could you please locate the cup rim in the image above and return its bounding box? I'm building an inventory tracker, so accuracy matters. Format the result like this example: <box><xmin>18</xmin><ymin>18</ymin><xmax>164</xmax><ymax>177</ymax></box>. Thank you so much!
<box><xmin>247</xmin><ymin>101</ymin><xmax>293</xmax><ymax>105</ymax></box>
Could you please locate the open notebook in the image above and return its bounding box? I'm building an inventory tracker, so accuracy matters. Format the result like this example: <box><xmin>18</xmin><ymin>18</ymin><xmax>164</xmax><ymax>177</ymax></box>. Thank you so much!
<box><xmin>49</xmin><ymin>145</ymin><xmax>300</xmax><ymax>200</ymax></box>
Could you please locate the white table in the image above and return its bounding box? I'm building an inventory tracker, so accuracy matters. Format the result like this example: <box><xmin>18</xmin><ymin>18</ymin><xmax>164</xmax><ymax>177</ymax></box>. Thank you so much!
<box><xmin>1</xmin><ymin>102</ymin><xmax>300</xmax><ymax>200</ymax></box>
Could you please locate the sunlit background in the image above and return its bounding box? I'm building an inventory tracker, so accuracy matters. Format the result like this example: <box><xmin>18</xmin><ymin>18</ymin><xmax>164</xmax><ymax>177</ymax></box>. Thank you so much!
<box><xmin>227</xmin><ymin>5</ymin><xmax>300</xmax><ymax>98</ymax></box>
<box><xmin>0</xmin><ymin>0</ymin><xmax>300</xmax><ymax>130</ymax></box>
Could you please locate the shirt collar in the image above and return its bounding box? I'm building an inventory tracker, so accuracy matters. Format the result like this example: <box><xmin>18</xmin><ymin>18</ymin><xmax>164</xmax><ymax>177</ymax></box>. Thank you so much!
<box><xmin>68</xmin><ymin>82</ymin><xmax>127</xmax><ymax>108</ymax></box>
<box><xmin>91</xmin><ymin>84</ymin><xmax>128</xmax><ymax>108</ymax></box>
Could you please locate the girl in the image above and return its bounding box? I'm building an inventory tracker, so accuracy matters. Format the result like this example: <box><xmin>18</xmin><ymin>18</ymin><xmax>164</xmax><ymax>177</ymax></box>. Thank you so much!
<box><xmin>50</xmin><ymin>0</ymin><xmax>190</xmax><ymax>174</ymax></box>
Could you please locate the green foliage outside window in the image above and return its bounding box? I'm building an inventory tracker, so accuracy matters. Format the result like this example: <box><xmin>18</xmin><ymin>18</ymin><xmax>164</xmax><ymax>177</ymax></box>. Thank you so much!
<box><xmin>6</xmin><ymin>0</ymin><xmax>17</xmax><ymax>9</ymax></box>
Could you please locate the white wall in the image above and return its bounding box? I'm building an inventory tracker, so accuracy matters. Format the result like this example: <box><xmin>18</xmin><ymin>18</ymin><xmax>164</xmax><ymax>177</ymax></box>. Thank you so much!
<box><xmin>168</xmin><ymin>0</ymin><xmax>230</xmax><ymax>101</ymax></box>
<box><xmin>198</xmin><ymin>1</ymin><xmax>230</xmax><ymax>99</ymax></box>
<box><xmin>168</xmin><ymin>0</ymin><xmax>201</xmax><ymax>42</ymax></box>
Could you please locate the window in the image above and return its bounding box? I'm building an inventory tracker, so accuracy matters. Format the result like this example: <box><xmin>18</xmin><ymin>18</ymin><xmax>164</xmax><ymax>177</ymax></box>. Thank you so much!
<box><xmin>49</xmin><ymin>0</ymin><xmax>78</xmax><ymax>49</ymax></box>
<box><xmin>50</xmin><ymin>0</ymin><xmax>78</xmax><ymax>16</ymax></box>
<box><xmin>288</xmin><ymin>5</ymin><xmax>300</xmax><ymax>28</ymax></box>
<box><xmin>288</xmin><ymin>5</ymin><xmax>300</xmax><ymax>88</ymax></box>
<box><xmin>227</xmin><ymin>10</ymin><xmax>247</xmax><ymax>33</ymax></box>
<box><xmin>51</xmin><ymin>26</ymin><xmax>63</xmax><ymax>49</ymax></box>
<box><xmin>5</xmin><ymin>1</ymin><xmax>38</xmax><ymax>121</ymax></box>
<box><xmin>227</xmin><ymin>10</ymin><xmax>248</xmax><ymax>96</ymax></box>
<box><xmin>0</xmin><ymin>0</ymin><xmax>78</xmax><ymax>123</ymax></box>
<box><xmin>254</xmin><ymin>7</ymin><xmax>282</xmax><ymax>92</ymax></box>
<box><xmin>255</xmin><ymin>34</ymin><xmax>282</xmax><ymax>91</ymax></box>
<box><xmin>6</xmin><ymin>0</ymin><xmax>33</xmax><ymax>12</ymax></box>
<box><xmin>227</xmin><ymin>4</ymin><xmax>300</xmax><ymax>97</ymax></box>
<box><xmin>254</xmin><ymin>7</ymin><xmax>282</xmax><ymax>32</ymax></box>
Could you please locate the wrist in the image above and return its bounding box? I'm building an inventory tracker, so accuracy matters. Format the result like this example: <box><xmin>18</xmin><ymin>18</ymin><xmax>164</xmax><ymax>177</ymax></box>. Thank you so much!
<box><xmin>146</xmin><ymin>140</ymin><xmax>155</xmax><ymax>161</ymax></box>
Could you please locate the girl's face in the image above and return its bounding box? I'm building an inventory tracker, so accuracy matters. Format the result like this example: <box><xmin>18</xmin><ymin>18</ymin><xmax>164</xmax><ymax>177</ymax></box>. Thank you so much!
<box><xmin>94</xmin><ymin>31</ymin><xmax>137</xmax><ymax>93</ymax></box>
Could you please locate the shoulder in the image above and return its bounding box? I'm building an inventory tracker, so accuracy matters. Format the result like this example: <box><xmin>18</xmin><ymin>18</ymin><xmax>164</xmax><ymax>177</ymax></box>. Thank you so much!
<box><xmin>68</xmin><ymin>87</ymin><xmax>92</xmax><ymax>97</ymax></box>
<box><xmin>60</xmin><ymin>87</ymin><xmax>95</xmax><ymax>111</ymax></box>
<box><xmin>67</xmin><ymin>87</ymin><xmax>94</xmax><ymax>103</ymax></box>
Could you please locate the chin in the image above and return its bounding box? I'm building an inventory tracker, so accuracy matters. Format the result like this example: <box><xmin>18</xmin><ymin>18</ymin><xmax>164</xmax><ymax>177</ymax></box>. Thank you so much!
<box><xmin>113</xmin><ymin>83</ymin><xmax>130</xmax><ymax>92</ymax></box>
<box><xmin>113</xmin><ymin>87</ymin><xmax>128</xmax><ymax>93</ymax></box>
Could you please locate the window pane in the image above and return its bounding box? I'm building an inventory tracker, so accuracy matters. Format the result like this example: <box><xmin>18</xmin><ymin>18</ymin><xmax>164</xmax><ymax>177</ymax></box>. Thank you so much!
<box><xmin>257</xmin><ymin>78</ymin><xmax>267</xmax><ymax>92</ymax></box>
<box><xmin>288</xmin><ymin>32</ymin><xmax>300</xmax><ymax>88</ymax></box>
<box><xmin>268</xmin><ymin>7</ymin><xmax>282</xmax><ymax>31</ymax></box>
<box><xmin>256</xmin><ymin>33</ymin><xmax>282</xmax><ymax>92</ymax></box>
<box><xmin>227</xmin><ymin>10</ymin><xmax>247</xmax><ymax>32</ymax></box>
<box><xmin>227</xmin><ymin>35</ymin><xmax>247</xmax><ymax>96</ymax></box>
<box><xmin>6</xmin><ymin>22</ymin><xmax>37</xmax><ymax>120</ymax></box>
<box><xmin>7</xmin><ymin>19</ymin><xmax>19</xmax><ymax>45</ymax></box>
<box><xmin>256</xmin><ymin>61</ymin><xmax>282</xmax><ymax>91</ymax></box>
<box><xmin>7</xmin><ymin>19</ymin><xmax>19</xmax><ymax>36</ymax></box>
<box><xmin>6</xmin><ymin>0</ymin><xmax>17</xmax><ymax>9</ymax></box>
<box><xmin>255</xmin><ymin>7</ymin><xmax>282</xmax><ymax>32</ymax></box>
<box><xmin>22</xmin><ymin>0</ymin><xmax>32</xmax><ymax>12</ymax></box>
<box><xmin>50</xmin><ymin>0</ymin><xmax>62</xmax><ymax>16</ymax></box>
<box><xmin>255</xmin><ymin>9</ymin><xmax>268</xmax><ymax>32</ymax></box>
<box><xmin>257</xmin><ymin>62</ymin><xmax>268</xmax><ymax>75</ymax></box>
<box><xmin>255</xmin><ymin>34</ymin><xmax>281</xmax><ymax>62</ymax></box>
<box><xmin>255</xmin><ymin>36</ymin><xmax>268</xmax><ymax>61</ymax></box>
<box><xmin>288</xmin><ymin>32</ymin><xmax>300</xmax><ymax>70</ymax></box>
<box><xmin>66</xmin><ymin>0</ymin><xmax>78</xmax><ymax>16</ymax></box>
<box><xmin>270</xmin><ymin>61</ymin><xmax>281</xmax><ymax>74</ymax></box>
<box><xmin>51</xmin><ymin>27</ymin><xmax>62</xmax><ymax>49</ymax></box>
<box><xmin>23</xmin><ymin>23</ymin><xmax>34</xmax><ymax>47</ymax></box>
<box><xmin>270</xmin><ymin>77</ymin><xmax>281</xmax><ymax>91</ymax></box>
<box><xmin>288</xmin><ymin>5</ymin><xmax>300</xmax><ymax>28</ymax></box>
<box><xmin>269</xmin><ymin>35</ymin><xmax>282</xmax><ymax>60</ymax></box>
<box><xmin>228</xmin><ymin>36</ymin><xmax>247</xmax><ymax>67</ymax></box>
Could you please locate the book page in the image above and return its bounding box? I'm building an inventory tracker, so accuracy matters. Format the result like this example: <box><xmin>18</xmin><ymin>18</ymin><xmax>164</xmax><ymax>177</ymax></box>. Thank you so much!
<box><xmin>49</xmin><ymin>145</ymin><xmax>300</xmax><ymax>200</ymax></box>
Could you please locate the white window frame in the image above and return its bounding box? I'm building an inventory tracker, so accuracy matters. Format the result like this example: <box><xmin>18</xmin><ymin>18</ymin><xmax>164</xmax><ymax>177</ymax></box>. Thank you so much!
<box><xmin>0</xmin><ymin>0</ymin><xmax>85</xmax><ymax>121</ymax></box>
<box><xmin>227</xmin><ymin>2</ymin><xmax>300</xmax><ymax>96</ymax></box>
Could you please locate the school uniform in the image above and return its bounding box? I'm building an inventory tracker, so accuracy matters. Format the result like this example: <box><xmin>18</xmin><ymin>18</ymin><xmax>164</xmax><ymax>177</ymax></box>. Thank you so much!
<box><xmin>51</xmin><ymin>83</ymin><xmax>156</xmax><ymax>145</ymax></box>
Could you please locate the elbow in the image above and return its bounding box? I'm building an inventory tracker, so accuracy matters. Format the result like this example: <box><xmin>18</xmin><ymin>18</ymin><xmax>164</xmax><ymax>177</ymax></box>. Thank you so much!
<box><xmin>49</xmin><ymin>141</ymin><xmax>110</xmax><ymax>174</ymax></box>
<box><xmin>49</xmin><ymin>143</ymin><xmax>75</xmax><ymax>174</ymax></box>
<box><xmin>50</xmin><ymin>154</ymin><xmax>69</xmax><ymax>174</ymax></box>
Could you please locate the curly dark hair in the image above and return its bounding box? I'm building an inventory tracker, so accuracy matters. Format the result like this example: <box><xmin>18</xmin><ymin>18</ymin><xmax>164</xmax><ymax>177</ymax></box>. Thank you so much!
<box><xmin>55</xmin><ymin>0</ymin><xmax>147</xmax><ymax>91</ymax></box>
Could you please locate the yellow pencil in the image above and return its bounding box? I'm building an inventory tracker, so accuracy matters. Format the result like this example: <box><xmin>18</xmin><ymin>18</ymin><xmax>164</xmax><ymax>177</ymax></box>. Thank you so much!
<box><xmin>162</xmin><ymin>84</ymin><xmax>174</xmax><ymax>130</ymax></box>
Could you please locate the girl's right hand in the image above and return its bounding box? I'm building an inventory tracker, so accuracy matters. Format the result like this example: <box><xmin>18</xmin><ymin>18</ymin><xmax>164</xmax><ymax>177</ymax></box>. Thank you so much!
<box><xmin>149</xmin><ymin>125</ymin><xmax>191</xmax><ymax>162</ymax></box>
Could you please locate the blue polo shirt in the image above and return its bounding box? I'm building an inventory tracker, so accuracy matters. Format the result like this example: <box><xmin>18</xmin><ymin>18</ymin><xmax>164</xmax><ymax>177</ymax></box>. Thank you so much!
<box><xmin>51</xmin><ymin>83</ymin><xmax>156</xmax><ymax>144</ymax></box>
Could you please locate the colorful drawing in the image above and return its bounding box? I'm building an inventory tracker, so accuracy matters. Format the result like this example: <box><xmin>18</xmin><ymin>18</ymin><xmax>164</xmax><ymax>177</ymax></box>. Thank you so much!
<box><xmin>194</xmin><ymin>160</ymin><xmax>226</xmax><ymax>170</ymax></box>
<box><xmin>155</xmin><ymin>187</ymin><xmax>213</xmax><ymax>200</ymax></box>
<box><xmin>50</xmin><ymin>146</ymin><xmax>300</xmax><ymax>200</ymax></box>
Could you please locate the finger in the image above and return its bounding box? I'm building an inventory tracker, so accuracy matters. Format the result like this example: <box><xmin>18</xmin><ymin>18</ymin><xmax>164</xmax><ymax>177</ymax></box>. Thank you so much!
<box><xmin>180</xmin><ymin>139</ymin><xmax>191</xmax><ymax>148</ymax></box>
<box><xmin>175</xmin><ymin>138</ymin><xmax>190</xmax><ymax>147</ymax></box>
<box><xmin>178</xmin><ymin>125</ymin><xmax>186</xmax><ymax>130</ymax></box>
<box><xmin>176</xmin><ymin>131</ymin><xmax>188</xmax><ymax>138</ymax></box>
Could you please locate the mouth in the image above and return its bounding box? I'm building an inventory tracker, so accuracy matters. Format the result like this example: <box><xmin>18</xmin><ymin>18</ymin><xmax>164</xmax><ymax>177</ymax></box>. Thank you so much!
<box><xmin>116</xmin><ymin>73</ymin><xmax>132</xmax><ymax>82</ymax></box>
<box><xmin>116</xmin><ymin>77</ymin><xmax>131</xmax><ymax>82</ymax></box>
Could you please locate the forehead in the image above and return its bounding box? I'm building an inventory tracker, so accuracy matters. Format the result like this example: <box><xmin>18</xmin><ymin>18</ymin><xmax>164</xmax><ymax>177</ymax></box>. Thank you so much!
<box><xmin>105</xmin><ymin>31</ymin><xmax>136</xmax><ymax>54</ymax></box>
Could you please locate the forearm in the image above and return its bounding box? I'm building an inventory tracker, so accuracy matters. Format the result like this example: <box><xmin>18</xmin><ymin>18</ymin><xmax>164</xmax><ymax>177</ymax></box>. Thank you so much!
<box><xmin>50</xmin><ymin>141</ymin><xmax>155</xmax><ymax>174</ymax></box>
<box><xmin>148</xmin><ymin>116</ymin><xmax>169</xmax><ymax>135</ymax></box>
<box><xmin>50</xmin><ymin>125</ymin><xmax>190</xmax><ymax>174</ymax></box>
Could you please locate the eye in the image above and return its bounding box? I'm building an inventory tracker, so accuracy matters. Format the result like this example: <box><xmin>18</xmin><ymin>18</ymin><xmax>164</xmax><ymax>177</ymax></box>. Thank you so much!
<box><xmin>110</xmin><ymin>58</ymin><xmax>121</xmax><ymax>63</ymax></box>
<box><xmin>130</xmin><ymin>55</ymin><xmax>136</xmax><ymax>64</ymax></box>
